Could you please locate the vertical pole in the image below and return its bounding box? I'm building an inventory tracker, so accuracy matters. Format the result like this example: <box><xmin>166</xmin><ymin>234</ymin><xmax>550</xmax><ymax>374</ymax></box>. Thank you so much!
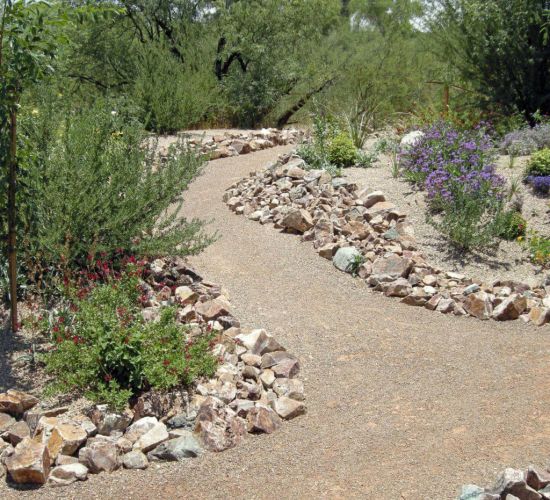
<box><xmin>7</xmin><ymin>108</ymin><xmax>17</xmax><ymax>332</ymax></box>
<box><xmin>443</xmin><ymin>84</ymin><xmax>450</xmax><ymax>118</ymax></box>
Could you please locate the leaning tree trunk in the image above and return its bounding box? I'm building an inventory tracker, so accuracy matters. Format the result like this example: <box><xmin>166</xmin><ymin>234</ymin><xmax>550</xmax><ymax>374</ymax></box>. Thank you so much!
<box><xmin>7</xmin><ymin>108</ymin><xmax>17</xmax><ymax>332</ymax></box>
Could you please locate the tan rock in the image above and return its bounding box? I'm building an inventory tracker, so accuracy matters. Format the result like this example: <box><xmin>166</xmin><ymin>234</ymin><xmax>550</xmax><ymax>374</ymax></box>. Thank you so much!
<box><xmin>3</xmin><ymin>420</ymin><xmax>30</xmax><ymax>446</ymax></box>
<box><xmin>492</xmin><ymin>294</ymin><xmax>527</xmax><ymax>321</ymax></box>
<box><xmin>132</xmin><ymin>422</ymin><xmax>169</xmax><ymax>453</ymax></box>
<box><xmin>273</xmin><ymin>396</ymin><xmax>306</xmax><ymax>420</ymax></box>
<box><xmin>246</xmin><ymin>406</ymin><xmax>280</xmax><ymax>434</ymax></box>
<box><xmin>195</xmin><ymin>296</ymin><xmax>232</xmax><ymax>321</ymax></box>
<box><xmin>174</xmin><ymin>286</ymin><xmax>198</xmax><ymax>305</ymax></box>
<box><xmin>529</xmin><ymin>307</ymin><xmax>550</xmax><ymax>326</ymax></box>
<box><xmin>124</xmin><ymin>417</ymin><xmax>158</xmax><ymax>444</ymax></box>
<box><xmin>48</xmin><ymin>463</ymin><xmax>88</xmax><ymax>487</ymax></box>
<box><xmin>0</xmin><ymin>412</ymin><xmax>15</xmax><ymax>433</ymax></box>
<box><xmin>235</xmin><ymin>329</ymin><xmax>284</xmax><ymax>356</ymax></box>
<box><xmin>281</xmin><ymin>208</ymin><xmax>314</xmax><ymax>233</ymax></box>
<box><xmin>5</xmin><ymin>437</ymin><xmax>50</xmax><ymax>484</ymax></box>
<box><xmin>47</xmin><ymin>422</ymin><xmax>88</xmax><ymax>459</ymax></box>
<box><xmin>463</xmin><ymin>291</ymin><xmax>493</xmax><ymax>320</ymax></box>
<box><xmin>78</xmin><ymin>441</ymin><xmax>119</xmax><ymax>473</ymax></box>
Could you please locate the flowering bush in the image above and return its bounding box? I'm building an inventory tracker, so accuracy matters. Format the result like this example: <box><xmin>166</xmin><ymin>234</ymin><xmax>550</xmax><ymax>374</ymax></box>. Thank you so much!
<box><xmin>524</xmin><ymin>232</ymin><xmax>550</xmax><ymax>268</ymax></box>
<box><xmin>526</xmin><ymin>148</ymin><xmax>550</xmax><ymax>176</ymax></box>
<box><xmin>526</xmin><ymin>176</ymin><xmax>550</xmax><ymax>195</ymax></box>
<box><xmin>500</xmin><ymin>123</ymin><xmax>550</xmax><ymax>155</ymax></box>
<box><xmin>43</xmin><ymin>266</ymin><xmax>217</xmax><ymax>410</ymax></box>
<box><xmin>400</xmin><ymin>122</ymin><xmax>509</xmax><ymax>249</ymax></box>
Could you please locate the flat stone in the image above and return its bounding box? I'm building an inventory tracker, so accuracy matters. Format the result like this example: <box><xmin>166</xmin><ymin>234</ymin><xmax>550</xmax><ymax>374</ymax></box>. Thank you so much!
<box><xmin>459</xmin><ymin>484</ymin><xmax>499</xmax><ymax>500</ymax></box>
<box><xmin>3</xmin><ymin>420</ymin><xmax>29</xmax><ymax>446</ymax></box>
<box><xmin>47</xmin><ymin>422</ymin><xmax>88</xmax><ymax>459</ymax></box>
<box><xmin>55</xmin><ymin>454</ymin><xmax>79</xmax><ymax>466</ymax></box>
<box><xmin>5</xmin><ymin>437</ymin><xmax>50</xmax><ymax>484</ymax></box>
<box><xmin>281</xmin><ymin>208</ymin><xmax>314</xmax><ymax>233</ymax></box>
<box><xmin>148</xmin><ymin>432</ymin><xmax>202</xmax><ymax>461</ymax></box>
<box><xmin>261</xmin><ymin>351</ymin><xmax>300</xmax><ymax>378</ymax></box>
<box><xmin>174</xmin><ymin>286</ymin><xmax>198</xmax><ymax>305</ymax></box>
<box><xmin>195</xmin><ymin>296</ymin><xmax>232</xmax><ymax>321</ymax></box>
<box><xmin>235</xmin><ymin>330</ymin><xmax>284</xmax><ymax>356</ymax></box>
<box><xmin>463</xmin><ymin>291</ymin><xmax>493</xmax><ymax>320</ymax></box>
<box><xmin>132</xmin><ymin>422</ymin><xmax>169</xmax><ymax>453</ymax></box>
<box><xmin>259</xmin><ymin>369</ymin><xmax>276</xmax><ymax>388</ymax></box>
<box><xmin>0</xmin><ymin>413</ymin><xmax>15</xmax><ymax>433</ymax></box>
<box><xmin>122</xmin><ymin>450</ymin><xmax>149</xmax><ymax>469</ymax></box>
<box><xmin>48</xmin><ymin>463</ymin><xmax>88</xmax><ymax>487</ymax></box>
<box><xmin>333</xmin><ymin>247</ymin><xmax>363</xmax><ymax>273</ymax></box>
<box><xmin>273</xmin><ymin>396</ymin><xmax>306</xmax><ymax>420</ymax></box>
<box><xmin>371</xmin><ymin>255</ymin><xmax>412</xmax><ymax>281</ymax></box>
<box><xmin>272</xmin><ymin>378</ymin><xmax>305</xmax><ymax>401</ymax></box>
<box><xmin>78</xmin><ymin>440</ymin><xmax>119</xmax><ymax>473</ymax></box>
<box><xmin>0</xmin><ymin>391</ymin><xmax>39</xmax><ymax>416</ymax></box>
<box><xmin>492</xmin><ymin>294</ymin><xmax>527</xmax><ymax>321</ymax></box>
<box><xmin>246</xmin><ymin>406</ymin><xmax>280</xmax><ymax>434</ymax></box>
<box><xmin>124</xmin><ymin>417</ymin><xmax>159</xmax><ymax>444</ymax></box>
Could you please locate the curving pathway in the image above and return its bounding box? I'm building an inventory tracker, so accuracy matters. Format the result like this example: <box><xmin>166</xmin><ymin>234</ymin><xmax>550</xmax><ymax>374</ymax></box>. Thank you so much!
<box><xmin>13</xmin><ymin>146</ymin><xmax>550</xmax><ymax>500</ymax></box>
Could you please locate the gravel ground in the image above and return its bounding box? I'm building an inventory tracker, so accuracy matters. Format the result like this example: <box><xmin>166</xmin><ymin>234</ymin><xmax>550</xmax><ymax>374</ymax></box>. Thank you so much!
<box><xmin>344</xmin><ymin>150</ymin><xmax>550</xmax><ymax>287</ymax></box>
<box><xmin>3</xmin><ymin>146</ymin><xmax>550</xmax><ymax>500</ymax></box>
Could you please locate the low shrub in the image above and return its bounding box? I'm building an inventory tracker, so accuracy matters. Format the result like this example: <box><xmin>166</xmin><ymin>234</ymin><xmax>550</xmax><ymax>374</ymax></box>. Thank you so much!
<box><xmin>328</xmin><ymin>132</ymin><xmax>358</xmax><ymax>167</ymax></box>
<box><xmin>498</xmin><ymin>210</ymin><xmax>527</xmax><ymax>240</ymax></box>
<box><xmin>43</xmin><ymin>266</ymin><xmax>217</xmax><ymax>410</ymax></box>
<box><xmin>525</xmin><ymin>232</ymin><xmax>550</xmax><ymax>268</ymax></box>
<box><xmin>526</xmin><ymin>148</ymin><xmax>550</xmax><ymax>176</ymax></box>
<box><xmin>526</xmin><ymin>176</ymin><xmax>550</xmax><ymax>195</ymax></box>
<box><xmin>500</xmin><ymin>123</ymin><xmax>550</xmax><ymax>156</ymax></box>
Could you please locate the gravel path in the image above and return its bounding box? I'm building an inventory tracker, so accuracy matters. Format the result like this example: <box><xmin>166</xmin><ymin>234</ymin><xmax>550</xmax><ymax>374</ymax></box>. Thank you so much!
<box><xmin>6</xmin><ymin>146</ymin><xmax>550</xmax><ymax>500</ymax></box>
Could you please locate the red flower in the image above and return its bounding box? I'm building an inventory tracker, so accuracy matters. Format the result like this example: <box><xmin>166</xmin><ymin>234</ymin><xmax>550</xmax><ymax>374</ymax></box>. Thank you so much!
<box><xmin>163</xmin><ymin>359</ymin><xmax>171</xmax><ymax>366</ymax></box>
<box><xmin>104</xmin><ymin>374</ymin><xmax>112</xmax><ymax>383</ymax></box>
<box><xmin>52</xmin><ymin>325</ymin><xmax>60</xmax><ymax>333</ymax></box>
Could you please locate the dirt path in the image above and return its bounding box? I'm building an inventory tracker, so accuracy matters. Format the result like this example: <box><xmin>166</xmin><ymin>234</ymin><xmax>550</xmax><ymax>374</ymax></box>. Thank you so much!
<box><xmin>11</xmin><ymin>146</ymin><xmax>550</xmax><ymax>500</ymax></box>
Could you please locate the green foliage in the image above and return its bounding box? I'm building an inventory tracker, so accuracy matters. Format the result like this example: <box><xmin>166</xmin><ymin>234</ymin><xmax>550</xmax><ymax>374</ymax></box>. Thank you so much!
<box><xmin>526</xmin><ymin>148</ymin><xmax>550</xmax><ymax>177</ymax></box>
<box><xmin>435</xmin><ymin>0</ymin><xmax>550</xmax><ymax>122</ymax></box>
<box><xmin>525</xmin><ymin>231</ymin><xmax>550</xmax><ymax>267</ymax></box>
<box><xmin>12</xmin><ymin>97</ymin><xmax>211</xmax><ymax>274</ymax></box>
<box><xmin>44</xmin><ymin>270</ymin><xmax>217</xmax><ymax>410</ymax></box>
<box><xmin>327</xmin><ymin>132</ymin><xmax>358</xmax><ymax>167</ymax></box>
<box><xmin>427</xmin><ymin>191</ymin><xmax>507</xmax><ymax>250</ymax></box>
<box><xmin>498</xmin><ymin>210</ymin><xmax>527</xmax><ymax>241</ymax></box>
<box><xmin>345</xmin><ymin>253</ymin><xmax>365</xmax><ymax>276</ymax></box>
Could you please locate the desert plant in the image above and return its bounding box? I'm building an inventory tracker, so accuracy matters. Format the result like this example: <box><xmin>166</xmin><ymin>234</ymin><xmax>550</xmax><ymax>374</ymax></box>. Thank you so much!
<box><xmin>43</xmin><ymin>267</ymin><xmax>217</xmax><ymax>410</ymax></box>
<box><xmin>345</xmin><ymin>253</ymin><xmax>365</xmax><ymax>276</ymax></box>
<box><xmin>526</xmin><ymin>148</ymin><xmax>550</xmax><ymax>176</ymax></box>
<box><xmin>328</xmin><ymin>132</ymin><xmax>358</xmax><ymax>168</ymax></box>
<box><xmin>524</xmin><ymin>231</ymin><xmax>550</xmax><ymax>267</ymax></box>
<box><xmin>17</xmin><ymin>100</ymin><xmax>212</xmax><ymax>277</ymax></box>
<box><xmin>498</xmin><ymin>210</ymin><xmax>527</xmax><ymax>240</ymax></box>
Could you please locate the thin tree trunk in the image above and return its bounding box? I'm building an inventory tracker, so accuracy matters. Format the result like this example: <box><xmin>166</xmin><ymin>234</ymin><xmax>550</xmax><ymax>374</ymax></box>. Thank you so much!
<box><xmin>7</xmin><ymin>109</ymin><xmax>17</xmax><ymax>332</ymax></box>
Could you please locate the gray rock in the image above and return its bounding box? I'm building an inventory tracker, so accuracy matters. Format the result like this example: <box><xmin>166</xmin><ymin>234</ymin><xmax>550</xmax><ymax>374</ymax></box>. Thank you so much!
<box><xmin>459</xmin><ymin>484</ymin><xmax>499</xmax><ymax>500</ymax></box>
<box><xmin>333</xmin><ymin>247</ymin><xmax>363</xmax><ymax>273</ymax></box>
<box><xmin>122</xmin><ymin>450</ymin><xmax>149</xmax><ymax>470</ymax></box>
<box><xmin>48</xmin><ymin>463</ymin><xmax>88</xmax><ymax>487</ymax></box>
<box><xmin>148</xmin><ymin>432</ymin><xmax>202</xmax><ymax>461</ymax></box>
<box><xmin>78</xmin><ymin>441</ymin><xmax>119</xmax><ymax>474</ymax></box>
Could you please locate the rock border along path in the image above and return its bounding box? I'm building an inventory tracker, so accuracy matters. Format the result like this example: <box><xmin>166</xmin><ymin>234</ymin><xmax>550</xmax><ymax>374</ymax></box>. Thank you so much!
<box><xmin>6</xmin><ymin>145</ymin><xmax>550</xmax><ymax>499</ymax></box>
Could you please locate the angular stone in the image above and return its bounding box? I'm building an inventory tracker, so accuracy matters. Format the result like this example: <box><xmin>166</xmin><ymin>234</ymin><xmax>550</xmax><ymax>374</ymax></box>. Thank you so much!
<box><xmin>194</xmin><ymin>397</ymin><xmax>246</xmax><ymax>452</ymax></box>
<box><xmin>56</xmin><ymin>454</ymin><xmax>79</xmax><ymax>466</ymax></box>
<box><xmin>78</xmin><ymin>441</ymin><xmax>119</xmax><ymax>473</ymax></box>
<box><xmin>47</xmin><ymin>422</ymin><xmax>88</xmax><ymax>460</ymax></box>
<box><xmin>148</xmin><ymin>432</ymin><xmax>202</xmax><ymax>461</ymax></box>
<box><xmin>371</xmin><ymin>255</ymin><xmax>412</xmax><ymax>281</ymax></box>
<box><xmin>459</xmin><ymin>484</ymin><xmax>499</xmax><ymax>500</ymax></box>
<box><xmin>89</xmin><ymin>405</ymin><xmax>132</xmax><ymax>436</ymax></box>
<box><xmin>0</xmin><ymin>413</ymin><xmax>15</xmax><ymax>433</ymax></box>
<box><xmin>261</xmin><ymin>351</ymin><xmax>300</xmax><ymax>378</ymax></box>
<box><xmin>259</xmin><ymin>369</ymin><xmax>276</xmax><ymax>388</ymax></box>
<box><xmin>174</xmin><ymin>286</ymin><xmax>198</xmax><ymax>305</ymax></box>
<box><xmin>124</xmin><ymin>417</ymin><xmax>159</xmax><ymax>444</ymax></box>
<box><xmin>526</xmin><ymin>466</ymin><xmax>550</xmax><ymax>490</ymax></box>
<box><xmin>195</xmin><ymin>296</ymin><xmax>232</xmax><ymax>322</ymax></box>
<box><xmin>272</xmin><ymin>378</ymin><xmax>305</xmax><ymax>401</ymax></box>
<box><xmin>241</xmin><ymin>353</ymin><xmax>262</xmax><ymax>367</ymax></box>
<box><xmin>3</xmin><ymin>420</ymin><xmax>30</xmax><ymax>446</ymax></box>
<box><xmin>491</xmin><ymin>468</ymin><xmax>541</xmax><ymax>499</ymax></box>
<box><xmin>235</xmin><ymin>329</ymin><xmax>284</xmax><ymax>356</ymax></box>
<box><xmin>122</xmin><ymin>450</ymin><xmax>149</xmax><ymax>470</ymax></box>
<box><xmin>132</xmin><ymin>422</ymin><xmax>169</xmax><ymax>453</ymax></box>
<box><xmin>333</xmin><ymin>247</ymin><xmax>363</xmax><ymax>273</ymax></box>
<box><xmin>48</xmin><ymin>463</ymin><xmax>88</xmax><ymax>487</ymax></box>
<box><xmin>382</xmin><ymin>278</ymin><xmax>413</xmax><ymax>298</ymax></box>
<box><xmin>358</xmin><ymin>189</ymin><xmax>386</xmax><ymax>208</ymax></box>
<box><xmin>116</xmin><ymin>437</ymin><xmax>132</xmax><ymax>454</ymax></box>
<box><xmin>436</xmin><ymin>298</ymin><xmax>456</xmax><ymax>314</ymax></box>
<box><xmin>246</xmin><ymin>406</ymin><xmax>280</xmax><ymax>434</ymax></box>
<box><xmin>492</xmin><ymin>294</ymin><xmax>527</xmax><ymax>321</ymax></box>
<box><xmin>5</xmin><ymin>437</ymin><xmax>50</xmax><ymax>484</ymax></box>
<box><xmin>529</xmin><ymin>307</ymin><xmax>550</xmax><ymax>326</ymax></box>
<box><xmin>463</xmin><ymin>291</ymin><xmax>493</xmax><ymax>320</ymax></box>
<box><xmin>281</xmin><ymin>208</ymin><xmax>314</xmax><ymax>233</ymax></box>
<box><xmin>71</xmin><ymin>415</ymin><xmax>97</xmax><ymax>438</ymax></box>
<box><xmin>273</xmin><ymin>396</ymin><xmax>306</xmax><ymax>420</ymax></box>
<box><xmin>0</xmin><ymin>391</ymin><xmax>39</xmax><ymax>416</ymax></box>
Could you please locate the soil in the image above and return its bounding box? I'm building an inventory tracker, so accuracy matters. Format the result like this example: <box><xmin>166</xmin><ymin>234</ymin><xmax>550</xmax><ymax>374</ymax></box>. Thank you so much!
<box><xmin>4</xmin><ymin>145</ymin><xmax>549</xmax><ymax>499</ymax></box>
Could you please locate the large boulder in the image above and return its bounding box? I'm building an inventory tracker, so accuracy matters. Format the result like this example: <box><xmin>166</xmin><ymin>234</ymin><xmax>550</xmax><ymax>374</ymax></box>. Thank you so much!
<box><xmin>5</xmin><ymin>437</ymin><xmax>50</xmax><ymax>484</ymax></box>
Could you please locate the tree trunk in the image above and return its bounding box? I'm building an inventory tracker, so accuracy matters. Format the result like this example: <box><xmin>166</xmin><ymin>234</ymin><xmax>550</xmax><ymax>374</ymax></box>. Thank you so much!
<box><xmin>7</xmin><ymin>108</ymin><xmax>17</xmax><ymax>332</ymax></box>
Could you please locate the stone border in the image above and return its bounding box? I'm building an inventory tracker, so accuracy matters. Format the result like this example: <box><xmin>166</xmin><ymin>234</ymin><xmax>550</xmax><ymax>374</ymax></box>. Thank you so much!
<box><xmin>223</xmin><ymin>153</ymin><xmax>550</xmax><ymax>327</ymax></box>
<box><xmin>0</xmin><ymin>257</ymin><xmax>305</xmax><ymax>488</ymax></box>
<box><xmin>190</xmin><ymin>128</ymin><xmax>303</xmax><ymax>159</ymax></box>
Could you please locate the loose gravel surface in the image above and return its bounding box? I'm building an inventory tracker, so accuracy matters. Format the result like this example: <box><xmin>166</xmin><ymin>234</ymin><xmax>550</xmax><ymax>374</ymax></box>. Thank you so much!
<box><xmin>5</xmin><ymin>146</ymin><xmax>550</xmax><ymax>500</ymax></box>
<box><xmin>345</xmin><ymin>150</ymin><xmax>550</xmax><ymax>287</ymax></box>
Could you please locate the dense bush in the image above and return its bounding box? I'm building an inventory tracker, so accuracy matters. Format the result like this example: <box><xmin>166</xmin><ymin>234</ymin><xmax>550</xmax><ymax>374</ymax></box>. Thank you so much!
<box><xmin>327</xmin><ymin>132</ymin><xmax>358</xmax><ymax>167</ymax></box>
<box><xmin>44</xmin><ymin>266</ymin><xmax>217</xmax><ymax>410</ymax></box>
<box><xmin>13</xmin><ymin>99</ymin><xmax>211</xmax><ymax>279</ymax></box>
<box><xmin>525</xmin><ymin>232</ymin><xmax>550</xmax><ymax>268</ymax></box>
<box><xmin>501</xmin><ymin>124</ymin><xmax>550</xmax><ymax>156</ymax></box>
<box><xmin>400</xmin><ymin>121</ymin><xmax>508</xmax><ymax>249</ymax></box>
<box><xmin>526</xmin><ymin>176</ymin><xmax>550</xmax><ymax>195</ymax></box>
<box><xmin>498</xmin><ymin>210</ymin><xmax>527</xmax><ymax>240</ymax></box>
<box><xmin>526</xmin><ymin>148</ymin><xmax>550</xmax><ymax>176</ymax></box>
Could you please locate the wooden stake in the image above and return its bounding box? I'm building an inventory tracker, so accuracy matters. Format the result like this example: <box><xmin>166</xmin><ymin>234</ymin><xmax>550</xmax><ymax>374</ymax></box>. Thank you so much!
<box><xmin>7</xmin><ymin>108</ymin><xmax>17</xmax><ymax>332</ymax></box>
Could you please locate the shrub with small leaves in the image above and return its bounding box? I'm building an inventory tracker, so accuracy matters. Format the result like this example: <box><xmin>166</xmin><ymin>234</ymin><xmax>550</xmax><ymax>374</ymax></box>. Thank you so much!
<box><xmin>498</xmin><ymin>210</ymin><xmax>527</xmax><ymax>240</ymax></box>
<box><xmin>526</xmin><ymin>148</ymin><xmax>550</xmax><ymax>177</ymax></box>
<box><xmin>328</xmin><ymin>132</ymin><xmax>358</xmax><ymax>168</ymax></box>
<box><xmin>43</xmin><ymin>266</ymin><xmax>217</xmax><ymax>410</ymax></box>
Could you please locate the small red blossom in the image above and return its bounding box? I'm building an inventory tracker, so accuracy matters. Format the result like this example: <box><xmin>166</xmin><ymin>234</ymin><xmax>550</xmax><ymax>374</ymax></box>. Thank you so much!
<box><xmin>104</xmin><ymin>374</ymin><xmax>112</xmax><ymax>383</ymax></box>
<box><xmin>163</xmin><ymin>359</ymin><xmax>171</xmax><ymax>366</ymax></box>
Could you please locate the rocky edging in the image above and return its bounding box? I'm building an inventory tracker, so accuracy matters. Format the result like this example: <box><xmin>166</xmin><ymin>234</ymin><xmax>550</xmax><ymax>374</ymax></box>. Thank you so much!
<box><xmin>189</xmin><ymin>128</ymin><xmax>303</xmax><ymax>160</ymax></box>
<box><xmin>0</xmin><ymin>257</ymin><xmax>305</xmax><ymax>488</ymax></box>
<box><xmin>223</xmin><ymin>153</ymin><xmax>550</xmax><ymax>327</ymax></box>
<box><xmin>460</xmin><ymin>466</ymin><xmax>550</xmax><ymax>499</ymax></box>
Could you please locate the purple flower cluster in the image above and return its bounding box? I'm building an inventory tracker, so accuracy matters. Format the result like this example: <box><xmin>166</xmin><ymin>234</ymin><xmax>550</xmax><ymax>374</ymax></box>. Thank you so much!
<box><xmin>400</xmin><ymin>121</ymin><xmax>505</xmax><ymax>206</ymax></box>
<box><xmin>526</xmin><ymin>175</ymin><xmax>550</xmax><ymax>195</ymax></box>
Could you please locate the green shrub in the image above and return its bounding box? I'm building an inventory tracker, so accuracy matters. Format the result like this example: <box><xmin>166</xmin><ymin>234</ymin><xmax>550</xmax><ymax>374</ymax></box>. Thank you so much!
<box><xmin>526</xmin><ymin>148</ymin><xmax>550</xmax><ymax>176</ymax></box>
<box><xmin>43</xmin><ymin>269</ymin><xmax>217</xmax><ymax>410</ymax></box>
<box><xmin>16</xmin><ymin>99</ymin><xmax>212</xmax><ymax>277</ymax></box>
<box><xmin>525</xmin><ymin>231</ymin><xmax>550</xmax><ymax>268</ymax></box>
<box><xmin>498</xmin><ymin>210</ymin><xmax>527</xmax><ymax>240</ymax></box>
<box><xmin>328</xmin><ymin>132</ymin><xmax>358</xmax><ymax>167</ymax></box>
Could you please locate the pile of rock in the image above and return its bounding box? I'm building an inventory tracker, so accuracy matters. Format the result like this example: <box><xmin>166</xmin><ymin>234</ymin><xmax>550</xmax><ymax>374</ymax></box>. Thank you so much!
<box><xmin>460</xmin><ymin>466</ymin><xmax>550</xmax><ymax>499</ymax></box>
<box><xmin>224</xmin><ymin>154</ymin><xmax>550</xmax><ymax>327</ymax></box>
<box><xmin>189</xmin><ymin>128</ymin><xmax>303</xmax><ymax>160</ymax></box>
<box><xmin>0</xmin><ymin>257</ymin><xmax>305</xmax><ymax>488</ymax></box>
